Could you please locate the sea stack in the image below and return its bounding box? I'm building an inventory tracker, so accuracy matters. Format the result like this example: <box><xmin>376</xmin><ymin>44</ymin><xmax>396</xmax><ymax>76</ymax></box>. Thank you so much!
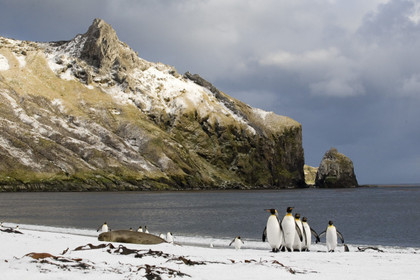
<box><xmin>315</xmin><ymin>148</ymin><xmax>358</xmax><ymax>188</ymax></box>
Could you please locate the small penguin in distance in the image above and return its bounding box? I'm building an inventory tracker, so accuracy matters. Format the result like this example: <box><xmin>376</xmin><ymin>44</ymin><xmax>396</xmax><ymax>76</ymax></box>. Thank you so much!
<box><xmin>97</xmin><ymin>222</ymin><xmax>109</xmax><ymax>233</ymax></box>
<box><xmin>137</xmin><ymin>226</ymin><xmax>143</xmax><ymax>232</ymax></box>
<box><xmin>319</xmin><ymin>220</ymin><xmax>344</xmax><ymax>252</ymax></box>
<box><xmin>262</xmin><ymin>208</ymin><xmax>282</xmax><ymax>252</ymax></box>
<box><xmin>166</xmin><ymin>232</ymin><xmax>174</xmax><ymax>243</ymax></box>
<box><xmin>144</xmin><ymin>226</ymin><xmax>149</xmax><ymax>233</ymax></box>
<box><xmin>229</xmin><ymin>236</ymin><xmax>244</xmax><ymax>250</ymax></box>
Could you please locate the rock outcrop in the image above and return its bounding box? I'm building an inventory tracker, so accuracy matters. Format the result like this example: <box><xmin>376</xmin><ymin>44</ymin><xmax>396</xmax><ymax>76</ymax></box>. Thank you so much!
<box><xmin>315</xmin><ymin>148</ymin><xmax>358</xmax><ymax>188</ymax></box>
<box><xmin>304</xmin><ymin>165</ymin><xmax>318</xmax><ymax>186</ymax></box>
<box><xmin>0</xmin><ymin>19</ymin><xmax>305</xmax><ymax>191</ymax></box>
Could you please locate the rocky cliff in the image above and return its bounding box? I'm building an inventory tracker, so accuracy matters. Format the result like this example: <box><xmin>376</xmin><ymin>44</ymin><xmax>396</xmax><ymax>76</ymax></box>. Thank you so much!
<box><xmin>315</xmin><ymin>148</ymin><xmax>358</xmax><ymax>188</ymax></box>
<box><xmin>0</xmin><ymin>19</ymin><xmax>305</xmax><ymax>191</ymax></box>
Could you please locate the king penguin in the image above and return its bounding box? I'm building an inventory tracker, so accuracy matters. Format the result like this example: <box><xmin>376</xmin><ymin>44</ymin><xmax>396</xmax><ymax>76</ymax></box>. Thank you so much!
<box><xmin>292</xmin><ymin>213</ymin><xmax>305</xmax><ymax>252</ymax></box>
<box><xmin>166</xmin><ymin>232</ymin><xmax>174</xmax><ymax>243</ymax></box>
<box><xmin>280</xmin><ymin>207</ymin><xmax>303</xmax><ymax>252</ymax></box>
<box><xmin>229</xmin><ymin>236</ymin><xmax>244</xmax><ymax>250</ymax></box>
<box><xmin>301</xmin><ymin>217</ymin><xmax>320</xmax><ymax>251</ymax></box>
<box><xmin>97</xmin><ymin>222</ymin><xmax>109</xmax><ymax>233</ymax></box>
<box><xmin>262</xmin><ymin>209</ymin><xmax>282</xmax><ymax>252</ymax></box>
<box><xmin>319</xmin><ymin>220</ymin><xmax>344</xmax><ymax>252</ymax></box>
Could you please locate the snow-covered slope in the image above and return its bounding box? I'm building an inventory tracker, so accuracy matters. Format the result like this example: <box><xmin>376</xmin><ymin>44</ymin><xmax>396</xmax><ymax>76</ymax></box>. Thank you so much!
<box><xmin>0</xmin><ymin>19</ymin><xmax>304</xmax><ymax>190</ymax></box>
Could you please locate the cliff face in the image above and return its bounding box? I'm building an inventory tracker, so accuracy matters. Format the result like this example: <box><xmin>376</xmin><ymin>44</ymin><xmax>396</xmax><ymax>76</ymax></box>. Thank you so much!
<box><xmin>0</xmin><ymin>19</ymin><xmax>305</xmax><ymax>191</ymax></box>
<box><xmin>315</xmin><ymin>148</ymin><xmax>358</xmax><ymax>188</ymax></box>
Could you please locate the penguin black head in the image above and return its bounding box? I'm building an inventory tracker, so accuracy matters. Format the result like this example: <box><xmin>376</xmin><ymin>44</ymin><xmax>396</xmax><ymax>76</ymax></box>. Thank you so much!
<box><xmin>294</xmin><ymin>213</ymin><xmax>301</xmax><ymax>219</ymax></box>
<box><xmin>286</xmin><ymin>207</ymin><xmax>294</xmax><ymax>213</ymax></box>
<box><xmin>328</xmin><ymin>220</ymin><xmax>334</xmax><ymax>225</ymax></box>
<box><xmin>302</xmin><ymin>217</ymin><xmax>308</xmax><ymax>222</ymax></box>
<box><xmin>237</xmin><ymin>236</ymin><xmax>241</xmax><ymax>239</ymax></box>
<box><xmin>265</xmin><ymin>209</ymin><xmax>277</xmax><ymax>215</ymax></box>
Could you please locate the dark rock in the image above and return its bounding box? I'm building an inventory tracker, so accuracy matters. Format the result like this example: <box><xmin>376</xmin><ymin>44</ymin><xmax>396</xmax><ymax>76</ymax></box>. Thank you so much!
<box><xmin>315</xmin><ymin>147</ymin><xmax>358</xmax><ymax>188</ymax></box>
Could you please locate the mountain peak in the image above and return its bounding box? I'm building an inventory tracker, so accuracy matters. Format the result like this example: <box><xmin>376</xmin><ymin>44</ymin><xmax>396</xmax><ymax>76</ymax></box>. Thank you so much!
<box><xmin>79</xmin><ymin>18</ymin><xmax>137</xmax><ymax>72</ymax></box>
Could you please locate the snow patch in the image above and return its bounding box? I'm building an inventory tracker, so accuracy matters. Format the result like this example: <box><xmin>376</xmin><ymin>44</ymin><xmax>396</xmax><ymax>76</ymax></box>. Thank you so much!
<box><xmin>0</xmin><ymin>135</ymin><xmax>42</xmax><ymax>169</ymax></box>
<box><xmin>253</xmin><ymin>108</ymin><xmax>271</xmax><ymax>120</ymax></box>
<box><xmin>51</xmin><ymin>99</ymin><xmax>66</xmax><ymax>113</ymax></box>
<box><xmin>0</xmin><ymin>54</ymin><xmax>10</xmax><ymax>71</ymax></box>
<box><xmin>14</xmin><ymin>53</ymin><xmax>26</xmax><ymax>68</ymax></box>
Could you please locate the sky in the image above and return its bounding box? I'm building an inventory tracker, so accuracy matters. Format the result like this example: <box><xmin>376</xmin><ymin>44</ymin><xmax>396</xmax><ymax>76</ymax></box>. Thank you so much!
<box><xmin>1</xmin><ymin>0</ymin><xmax>419</xmax><ymax>185</ymax></box>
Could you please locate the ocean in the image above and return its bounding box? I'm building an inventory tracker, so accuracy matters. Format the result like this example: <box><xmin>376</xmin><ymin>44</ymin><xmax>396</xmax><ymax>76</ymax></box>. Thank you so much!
<box><xmin>1</xmin><ymin>186</ymin><xmax>419</xmax><ymax>247</ymax></box>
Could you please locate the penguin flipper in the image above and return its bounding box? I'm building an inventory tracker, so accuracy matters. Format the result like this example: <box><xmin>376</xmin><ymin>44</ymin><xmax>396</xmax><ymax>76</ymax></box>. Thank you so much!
<box><xmin>310</xmin><ymin>227</ymin><xmax>321</xmax><ymax>243</ymax></box>
<box><xmin>301</xmin><ymin>224</ymin><xmax>307</xmax><ymax>244</ymax></box>
<box><xmin>336</xmin><ymin>230</ymin><xmax>345</xmax><ymax>243</ymax></box>
<box><xmin>262</xmin><ymin>226</ymin><xmax>267</xmax><ymax>242</ymax></box>
<box><xmin>318</xmin><ymin>230</ymin><xmax>326</xmax><ymax>243</ymax></box>
<box><xmin>295</xmin><ymin>222</ymin><xmax>303</xmax><ymax>242</ymax></box>
<box><xmin>229</xmin><ymin>238</ymin><xmax>235</xmax><ymax>246</ymax></box>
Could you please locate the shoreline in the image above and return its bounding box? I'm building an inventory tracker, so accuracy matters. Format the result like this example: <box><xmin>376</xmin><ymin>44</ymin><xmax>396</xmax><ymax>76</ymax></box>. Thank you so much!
<box><xmin>1</xmin><ymin>183</ymin><xmax>419</xmax><ymax>193</ymax></box>
<box><xmin>1</xmin><ymin>223</ymin><xmax>419</xmax><ymax>279</ymax></box>
<box><xmin>3</xmin><ymin>222</ymin><xmax>420</xmax><ymax>251</ymax></box>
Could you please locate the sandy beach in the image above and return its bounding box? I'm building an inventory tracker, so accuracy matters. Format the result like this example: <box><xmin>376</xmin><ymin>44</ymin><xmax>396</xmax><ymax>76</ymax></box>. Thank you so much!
<box><xmin>1</xmin><ymin>223</ymin><xmax>419</xmax><ymax>279</ymax></box>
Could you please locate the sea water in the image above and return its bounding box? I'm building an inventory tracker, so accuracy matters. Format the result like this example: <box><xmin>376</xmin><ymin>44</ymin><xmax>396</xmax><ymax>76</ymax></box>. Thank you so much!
<box><xmin>0</xmin><ymin>186</ymin><xmax>419</xmax><ymax>247</ymax></box>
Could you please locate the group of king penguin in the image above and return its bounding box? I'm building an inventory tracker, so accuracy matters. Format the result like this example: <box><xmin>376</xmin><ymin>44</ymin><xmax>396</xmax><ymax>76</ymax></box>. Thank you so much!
<box><xmin>262</xmin><ymin>207</ymin><xmax>346</xmax><ymax>252</ymax></box>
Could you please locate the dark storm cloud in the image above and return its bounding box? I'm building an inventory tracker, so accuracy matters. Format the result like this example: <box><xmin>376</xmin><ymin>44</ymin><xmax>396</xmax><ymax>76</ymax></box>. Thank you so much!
<box><xmin>1</xmin><ymin>0</ymin><xmax>419</xmax><ymax>184</ymax></box>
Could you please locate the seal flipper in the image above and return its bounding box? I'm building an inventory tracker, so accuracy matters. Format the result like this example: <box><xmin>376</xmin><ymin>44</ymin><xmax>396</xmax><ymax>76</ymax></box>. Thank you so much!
<box><xmin>336</xmin><ymin>230</ymin><xmax>345</xmax><ymax>243</ymax></box>
<box><xmin>344</xmin><ymin>244</ymin><xmax>349</xmax><ymax>252</ymax></box>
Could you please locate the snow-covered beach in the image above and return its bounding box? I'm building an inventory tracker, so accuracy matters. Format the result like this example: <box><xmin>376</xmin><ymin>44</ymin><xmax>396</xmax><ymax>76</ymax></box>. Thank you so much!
<box><xmin>1</xmin><ymin>223</ymin><xmax>419</xmax><ymax>280</ymax></box>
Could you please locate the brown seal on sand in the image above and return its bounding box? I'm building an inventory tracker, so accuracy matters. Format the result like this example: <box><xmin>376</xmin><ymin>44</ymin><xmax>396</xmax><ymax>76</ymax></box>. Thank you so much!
<box><xmin>98</xmin><ymin>230</ymin><xmax>167</xmax><ymax>245</ymax></box>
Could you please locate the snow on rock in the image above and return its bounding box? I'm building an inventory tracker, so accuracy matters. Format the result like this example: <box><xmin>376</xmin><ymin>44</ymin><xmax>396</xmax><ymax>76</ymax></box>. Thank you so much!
<box><xmin>0</xmin><ymin>54</ymin><xmax>10</xmax><ymax>71</ymax></box>
<box><xmin>42</xmin><ymin>34</ymin><xmax>264</xmax><ymax>136</ymax></box>
<box><xmin>253</xmin><ymin>107</ymin><xmax>271</xmax><ymax>120</ymax></box>
<box><xmin>13</xmin><ymin>53</ymin><xmax>26</xmax><ymax>68</ymax></box>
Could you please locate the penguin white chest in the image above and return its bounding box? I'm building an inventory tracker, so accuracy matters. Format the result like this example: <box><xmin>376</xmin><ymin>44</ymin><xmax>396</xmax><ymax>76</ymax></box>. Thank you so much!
<box><xmin>281</xmin><ymin>215</ymin><xmax>295</xmax><ymax>248</ymax></box>
<box><xmin>101</xmin><ymin>224</ymin><xmax>108</xmax><ymax>232</ymax></box>
<box><xmin>234</xmin><ymin>238</ymin><xmax>243</xmax><ymax>250</ymax></box>
<box><xmin>267</xmin><ymin>215</ymin><xmax>282</xmax><ymax>248</ymax></box>
<box><xmin>166</xmin><ymin>232</ymin><xmax>174</xmax><ymax>243</ymax></box>
<box><xmin>303</xmin><ymin>223</ymin><xmax>311</xmax><ymax>247</ymax></box>
<box><xmin>326</xmin><ymin>226</ymin><xmax>338</xmax><ymax>251</ymax></box>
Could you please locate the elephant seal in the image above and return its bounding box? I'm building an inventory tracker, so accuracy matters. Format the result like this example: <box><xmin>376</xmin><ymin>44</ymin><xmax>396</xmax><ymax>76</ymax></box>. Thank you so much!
<box><xmin>98</xmin><ymin>230</ymin><xmax>167</xmax><ymax>245</ymax></box>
